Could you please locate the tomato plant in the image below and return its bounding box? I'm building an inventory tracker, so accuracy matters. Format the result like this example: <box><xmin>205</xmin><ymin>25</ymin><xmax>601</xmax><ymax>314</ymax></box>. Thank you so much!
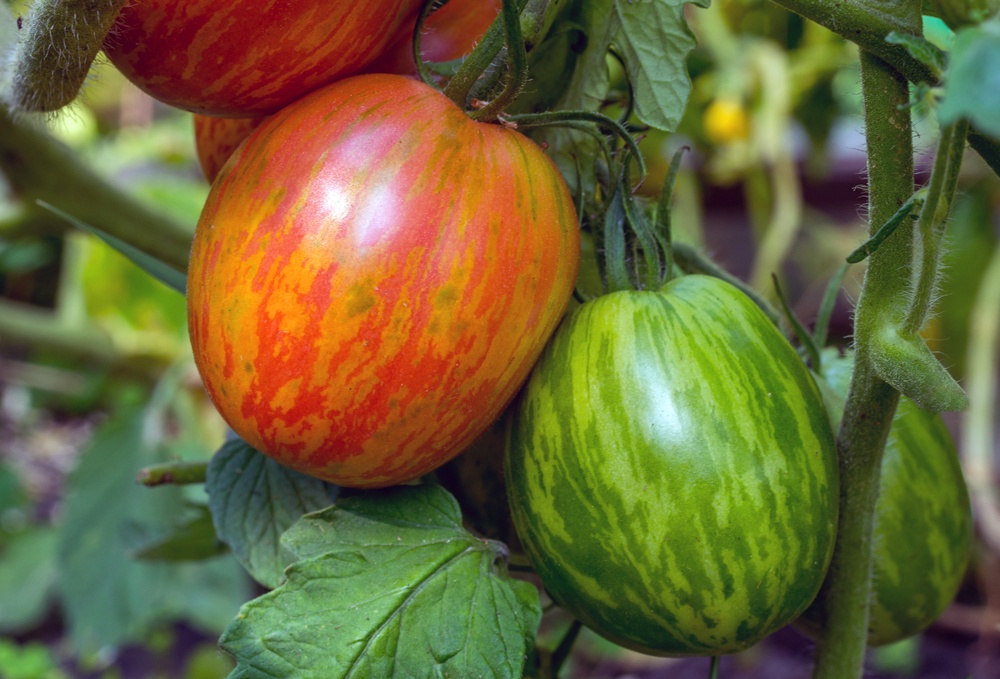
<box><xmin>505</xmin><ymin>275</ymin><xmax>839</xmax><ymax>656</ymax></box>
<box><xmin>797</xmin><ymin>350</ymin><xmax>972</xmax><ymax>647</ymax></box>
<box><xmin>102</xmin><ymin>0</ymin><xmax>425</xmax><ymax>116</ymax></box>
<box><xmin>187</xmin><ymin>73</ymin><xmax>579</xmax><ymax>488</ymax></box>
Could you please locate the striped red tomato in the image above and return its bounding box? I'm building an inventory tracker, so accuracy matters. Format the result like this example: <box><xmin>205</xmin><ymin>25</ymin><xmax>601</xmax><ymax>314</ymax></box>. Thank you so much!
<box><xmin>505</xmin><ymin>276</ymin><xmax>839</xmax><ymax>655</ymax></box>
<box><xmin>187</xmin><ymin>74</ymin><xmax>579</xmax><ymax>488</ymax></box>
<box><xmin>191</xmin><ymin>0</ymin><xmax>501</xmax><ymax>184</ymax></box>
<box><xmin>103</xmin><ymin>0</ymin><xmax>424</xmax><ymax>116</ymax></box>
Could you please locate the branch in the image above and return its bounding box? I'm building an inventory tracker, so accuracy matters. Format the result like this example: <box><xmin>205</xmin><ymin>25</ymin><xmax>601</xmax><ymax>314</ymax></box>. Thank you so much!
<box><xmin>0</xmin><ymin>107</ymin><xmax>194</xmax><ymax>273</ymax></box>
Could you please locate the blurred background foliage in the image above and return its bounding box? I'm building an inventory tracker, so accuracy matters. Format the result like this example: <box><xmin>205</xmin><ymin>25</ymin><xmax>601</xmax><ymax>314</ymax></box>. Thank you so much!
<box><xmin>0</xmin><ymin>0</ymin><xmax>998</xmax><ymax>676</ymax></box>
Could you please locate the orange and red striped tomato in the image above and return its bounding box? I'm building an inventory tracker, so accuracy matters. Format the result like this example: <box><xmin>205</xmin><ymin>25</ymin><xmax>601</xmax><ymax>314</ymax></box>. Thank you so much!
<box><xmin>103</xmin><ymin>0</ymin><xmax>424</xmax><ymax>116</ymax></box>
<box><xmin>191</xmin><ymin>0</ymin><xmax>501</xmax><ymax>184</ymax></box>
<box><xmin>187</xmin><ymin>74</ymin><xmax>580</xmax><ymax>488</ymax></box>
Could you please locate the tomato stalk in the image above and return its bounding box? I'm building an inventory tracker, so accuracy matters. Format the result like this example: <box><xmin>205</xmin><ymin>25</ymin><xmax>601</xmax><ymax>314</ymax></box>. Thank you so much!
<box><xmin>7</xmin><ymin>0</ymin><xmax>128</xmax><ymax>112</ymax></box>
<box><xmin>468</xmin><ymin>0</ymin><xmax>529</xmax><ymax>122</ymax></box>
<box><xmin>810</xmin><ymin>49</ymin><xmax>915</xmax><ymax>679</ymax></box>
<box><xmin>441</xmin><ymin>0</ymin><xmax>530</xmax><ymax>109</ymax></box>
<box><xmin>136</xmin><ymin>462</ymin><xmax>209</xmax><ymax>487</ymax></box>
<box><xmin>0</xmin><ymin>107</ymin><xmax>194</xmax><ymax>274</ymax></box>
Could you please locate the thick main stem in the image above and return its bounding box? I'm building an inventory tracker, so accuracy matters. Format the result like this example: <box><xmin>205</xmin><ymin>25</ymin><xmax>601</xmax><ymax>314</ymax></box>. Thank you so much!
<box><xmin>0</xmin><ymin>107</ymin><xmax>194</xmax><ymax>273</ymax></box>
<box><xmin>811</xmin><ymin>50</ymin><xmax>914</xmax><ymax>679</ymax></box>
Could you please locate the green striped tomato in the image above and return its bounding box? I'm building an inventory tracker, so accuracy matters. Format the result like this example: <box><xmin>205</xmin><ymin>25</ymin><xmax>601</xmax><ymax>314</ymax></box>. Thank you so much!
<box><xmin>798</xmin><ymin>350</ymin><xmax>972</xmax><ymax>646</ymax></box>
<box><xmin>103</xmin><ymin>0</ymin><xmax>424</xmax><ymax>116</ymax></box>
<box><xmin>187</xmin><ymin>74</ymin><xmax>579</xmax><ymax>488</ymax></box>
<box><xmin>505</xmin><ymin>275</ymin><xmax>839</xmax><ymax>656</ymax></box>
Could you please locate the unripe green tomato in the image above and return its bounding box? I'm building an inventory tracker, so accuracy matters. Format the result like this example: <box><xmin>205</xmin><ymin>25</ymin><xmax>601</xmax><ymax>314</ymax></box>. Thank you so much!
<box><xmin>798</xmin><ymin>349</ymin><xmax>973</xmax><ymax>646</ymax></box>
<box><xmin>506</xmin><ymin>275</ymin><xmax>839</xmax><ymax>656</ymax></box>
<box><xmin>924</xmin><ymin>0</ymin><xmax>1000</xmax><ymax>29</ymax></box>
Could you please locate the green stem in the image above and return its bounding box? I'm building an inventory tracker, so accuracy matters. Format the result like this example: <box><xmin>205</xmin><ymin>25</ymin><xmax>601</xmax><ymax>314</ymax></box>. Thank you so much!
<box><xmin>0</xmin><ymin>106</ymin><xmax>194</xmax><ymax>273</ymax></box>
<box><xmin>469</xmin><ymin>0</ymin><xmax>529</xmax><ymax>122</ymax></box>
<box><xmin>503</xmin><ymin>111</ymin><xmax>647</xmax><ymax>183</ymax></box>
<box><xmin>901</xmin><ymin>119</ymin><xmax>967</xmax><ymax>334</ymax></box>
<box><xmin>811</xmin><ymin>48</ymin><xmax>916</xmax><ymax>679</ymax></box>
<box><xmin>8</xmin><ymin>0</ymin><xmax>127</xmax><ymax>112</ymax></box>
<box><xmin>442</xmin><ymin>0</ymin><xmax>528</xmax><ymax>108</ymax></box>
<box><xmin>136</xmin><ymin>462</ymin><xmax>209</xmax><ymax>487</ymax></box>
<box><xmin>412</xmin><ymin>0</ymin><xmax>441</xmax><ymax>87</ymax></box>
<box><xmin>709</xmin><ymin>656</ymin><xmax>720</xmax><ymax>679</ymax></box>
<box><xmin>548</xmin><ymin>619</ymin><xmax>582</xmax><ymax>678</ymax></box>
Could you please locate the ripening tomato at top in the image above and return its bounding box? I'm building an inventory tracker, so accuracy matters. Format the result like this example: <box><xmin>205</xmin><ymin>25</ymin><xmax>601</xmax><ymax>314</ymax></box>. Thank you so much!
<box><xmin>187</xmin><ymin>73</ymin><xmax>580</xmax><ymax>488</ymax></box>
<box><xmin>366</xmin><ymin>0</ymin><xmax>502</xmax><ymax>75</ymax></box>
<box><xmin>103</xmin><ymin>0</ymin><xmax>425</xmax><ymax>116</ymax></box>
<box><xmin>191</xmin><ymin>0</ymin><xmax>501</xmax><ymax>183</ymax></box>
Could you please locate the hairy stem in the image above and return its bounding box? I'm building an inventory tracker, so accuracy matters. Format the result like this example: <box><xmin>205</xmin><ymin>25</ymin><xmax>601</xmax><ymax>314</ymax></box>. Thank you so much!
<box><xmin>0</xmin><ymin>107</ymin><xmax>194</xmax><ymax>273</ymax></box>
<box><xmin>8</xmin><ymin>0</ymin><xmax>127</xmax><ymax>112</ymax></box>
<box><xmin>811</xmin><ymin>48</ymin><xmax>915</xmax><ymax>679</ymax></box>
<box><xmin>902</xmin><ymin>119</ymin><xmax>968</xmax><ymax>334</ymax></box>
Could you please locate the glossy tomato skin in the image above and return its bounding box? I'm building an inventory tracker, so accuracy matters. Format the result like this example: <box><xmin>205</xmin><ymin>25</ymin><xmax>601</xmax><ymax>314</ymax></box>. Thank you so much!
<box><xmin>505</xmin><ymin>276</ymin><xmax>839</xmax><ymax>656</ymax></box>
<box><xmin>365</xmin><ymin>0</ymin><xmax>502</xmax><ymax>75</ymax></box>
<box><xmin>798</xmin><ymin>350</ymin><xmax>972</xmax><ymax>646</ymax></box>
<box><xmin>103</xmin><ymin>0</ymin><xmax>424</xmax><ymax>116</ymax></box>
<box><xmin>191</xmin><ymin>0</ymin><xmax>499</xmax><ymax>184</ymax></box>
<box><xmin>188</xmin><ymin>74</ymin><xmax>579</xmax><ymax>489</ymax></box>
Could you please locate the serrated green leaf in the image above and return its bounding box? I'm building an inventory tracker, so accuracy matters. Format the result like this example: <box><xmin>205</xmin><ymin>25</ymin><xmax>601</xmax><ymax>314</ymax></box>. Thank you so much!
<box><xmin>205</xmin><ymin>436</ymin><xmax>337</xmax><ymax>588</ymax></box>
<box><xmin>37</xmin><ymin>201</ymin><xmax>187</xmax><ymax>294</ymax></box>
<box><xmin>133</xmin><ymin>505</ymin><xmax>229</xmax><ymax>562</ymax></box>
<box><xmin>938</xmin><ymin>20</ymin><xmax>1000</xmax><ymax>138</ymax></box>
<box><xmin>221</xmin><ymin>485</ymin><xmax>540</xmax><ymax>679</ymax></box>
<box><xmin>615</xmin><ymin>0</ymin><xmax>708</xmax><ymax>132</ymax></box>
<box><xmin>0</xmin><ymin>527</ymin><xmax>58</xmax><ymax>633</ymax></box>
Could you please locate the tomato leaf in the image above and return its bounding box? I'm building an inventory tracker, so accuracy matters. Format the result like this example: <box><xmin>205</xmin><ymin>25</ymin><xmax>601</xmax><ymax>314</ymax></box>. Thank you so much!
<box><xmin>57</xmin><ymin>410</ymin><xmax>250</xmax><ymax>654</ymax></box>
<box><xmin>205</xmin><ymin>435</ymin><xmax>338</xmax><ymax>588</ymax></box>
<box><xmin>132</xmin><ymin>504</ymin><xmax>229</xmax><ymax>562</ymax></box>
<box><xmin>615</xmin><ymin>0</ymin><xmax>709</xmax><ymax>132</ymax></box>
<box><xmin>938</xmin><ymin>18</ymin><xmax>1000</xmax><ymax>138</ymax></box>
<box><xmin>220</xmin><ymin>485</ymin><xmax>541</xmax><ymax>679</ymax></box>
<box><xmin>0</xmin><ymin>527</ymin><xmax>58</xmax><ymax>633</ymax></box>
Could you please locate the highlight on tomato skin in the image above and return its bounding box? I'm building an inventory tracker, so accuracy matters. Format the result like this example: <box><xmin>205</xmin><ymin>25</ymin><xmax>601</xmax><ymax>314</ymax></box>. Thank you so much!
<box><xmin>102</xmin><ymin>0</ymin><xmax>426</xmax><ymax>116</ymax></box>
<box><xmin>187</xmin><ymin>73</ymin><xmax>580</xmax><ymax>489</ymax></box>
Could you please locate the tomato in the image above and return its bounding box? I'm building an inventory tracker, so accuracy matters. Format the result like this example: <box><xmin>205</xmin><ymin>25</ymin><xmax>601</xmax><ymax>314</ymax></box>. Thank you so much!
<box><xmin>505</xmin><ymin>275</ymin><xmax>839</xmax><ymax>656</ymax></box>
<box><xmin>193</xmin><ymin>116</ymin><xmax>265</xmax><ymax>184</ymax></box>
<box><xmin>191</xmin><ymin>0</ymin><xmax>500</xmax><ymax>184</ymax></box>
<box><xmin>797</xmin><ymin>349</ymin><xmax>972</xmax><ymax>646</ymax></box>
<box><xmin>103</xmin><ymin>0</ymin><xmax>424</xmax><ymax>116</ymax></box>
<box><xmin>187</xmin><ymin>73</ymin><xmax>579</xmax><ymax>488</ymax></box>
<box><xmin>365</xmin><ymin>0</ymin><xmax>502</xmax><ymax>75</ymax></box>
